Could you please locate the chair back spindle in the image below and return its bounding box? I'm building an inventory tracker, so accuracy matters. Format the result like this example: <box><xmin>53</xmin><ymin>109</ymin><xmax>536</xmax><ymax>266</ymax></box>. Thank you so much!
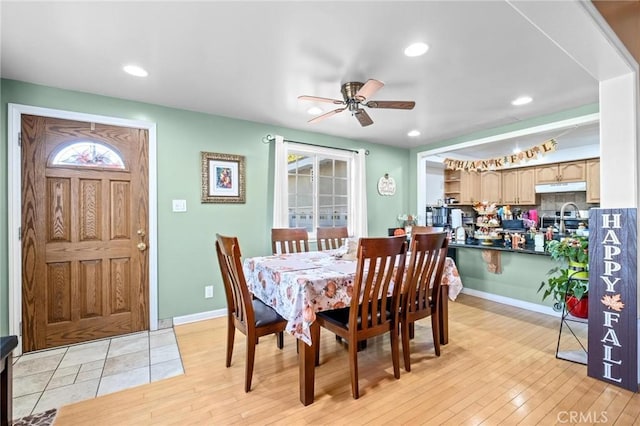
<box><xmin>316</xmin><ymin>226</ymin><xmax>348</xmax><ymax>251</ymax></box>
<box><xmin>271</xmin><ymin>228</ymin><xmax>310</xmax><ymax>254</ymax></box>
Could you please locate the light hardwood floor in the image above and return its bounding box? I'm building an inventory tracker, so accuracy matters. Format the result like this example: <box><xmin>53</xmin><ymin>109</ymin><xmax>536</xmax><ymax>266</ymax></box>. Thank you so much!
<box><xmin>54</xmin><ymin>295</ymin><xmax>640</xmax><ymax>425</ymax></box>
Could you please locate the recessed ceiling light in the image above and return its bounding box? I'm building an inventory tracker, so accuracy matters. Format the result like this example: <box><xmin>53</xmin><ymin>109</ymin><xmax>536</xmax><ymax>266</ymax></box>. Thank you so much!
<box><xmin>123</xmin><ymin>65</ymin><xmax>148</xmax><ymax>77</ymax></box>
<box><xmin>404</xmin><ymin>42</ymin><xmax>429</xmax><ymax>57</ymax></box>
<box><xmin>408</xmin><ymin>130</ymin><xmax>421</xmax><ymax>137</ymax></box>
<box><xmin>307</xmin><ymin>107</ymin><xmax>323</xmax><ymax>115</ymax></box>
<box><xmin>511</xmin><ymin>96</ymin><xmax>532</xmax><ymax>106</ymax></box>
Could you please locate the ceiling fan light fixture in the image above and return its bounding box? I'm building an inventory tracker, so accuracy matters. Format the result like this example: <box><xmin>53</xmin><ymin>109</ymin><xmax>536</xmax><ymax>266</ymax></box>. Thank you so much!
<box><xmin>299</xmin><ymin>77</ymin><xmax>414</xmax><ymax>127</ymax></box>
<box><xmin>404</xmin><ymin>42</ymin><xmax>429</xmax><ymax>57</ymax></box>
<box><xmin>123</xmin><ymin>65</ymin><xmax>148</xmax><ymax>77</ymax></box>
<box><xmin>511</xmin><ymin>95</ymin><xmax>532</xmax><ymax>106</ymax></box>
<box><xmin>307</xmin><ymin>107</ymin><xmax>323</xmax><ymax>115</ymax></box>
<box><xmin>408</xmin><ymin>130</ymin><xmax>421</xmax><ymax>137</ymax></box>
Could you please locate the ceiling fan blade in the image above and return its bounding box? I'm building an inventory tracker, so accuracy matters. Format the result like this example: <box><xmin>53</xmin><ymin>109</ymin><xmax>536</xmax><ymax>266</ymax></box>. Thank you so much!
<box><xmin>365</xmin><ymin>100</ymin><xmax>416</xmax><ymax>110</ymax></box>
<box><xmin>354</xmin><ymin>109</ymin><xmax>374</xmax><ymax>127</ymax></box>
<box><xmin>298</xmin><ymin>95</ymin><xmax>345</xmax><ymax>105</ymax></box>
<box><xmin>308</xmin><ymin>107</ymin><xmax>347</xmax><ymax>124</ymax></box>
<box><xmin>354</xmin><ymin>79</ymin><xmax>384</xmax><ymax>101</ymax></box>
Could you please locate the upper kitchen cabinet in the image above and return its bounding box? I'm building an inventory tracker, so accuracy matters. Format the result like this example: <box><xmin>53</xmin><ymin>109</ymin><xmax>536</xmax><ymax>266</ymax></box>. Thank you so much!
<box><xmin>535</xmin><ymin>160</ymin><xmax>586</xmax><ymax>184</ymax></box>
<box><xmin>502</xmin><ymin>167</ymin><xmax>536</xmax><ymax>205</ymax></box>
<box><xmin>480</xmin><ymin>170</ymin><xmax>502</xmax><ymax>203</ymax></box>
<box><xmin>586</xmin><ymin>158</ymin><xmax>600</xmax><ymax>203</ymax></box>
<box><xmin>444</xmin><ymin>169</ymin><xmax>480</xmax><ymax>204</ymax></box>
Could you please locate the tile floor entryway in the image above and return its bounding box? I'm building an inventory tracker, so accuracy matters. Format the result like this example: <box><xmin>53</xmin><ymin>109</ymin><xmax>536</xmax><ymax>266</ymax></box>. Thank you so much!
<box><xmin>11</xmin><ymin>328</ymin><xmax>184</xmax><ymax>419</ymax></box>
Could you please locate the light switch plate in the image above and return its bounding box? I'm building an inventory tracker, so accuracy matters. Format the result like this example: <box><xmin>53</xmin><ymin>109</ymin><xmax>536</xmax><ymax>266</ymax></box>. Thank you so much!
<box><xmin>172</xmin><ymin>199</ymin><xmax>187</xmax><ymax>212</ymax></box>
<box><xmin>205</xmin><ymin>285</ymin><xmax>214</xmax><ymax>298</ymax></box>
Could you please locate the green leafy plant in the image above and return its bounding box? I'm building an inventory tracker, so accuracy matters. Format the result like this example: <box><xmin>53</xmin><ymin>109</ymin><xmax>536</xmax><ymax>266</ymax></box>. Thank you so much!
<box><xmin>538</xmin><ymin>266</ymin><xmax>589</xmax><ymax>305</ymax></box>
<box><xmin>546</xmin><ymin>236</ymin><xmax>589</xmax><ymax>264</ymax></box>
<box><xmin>538</xmin><ymin>235</ymin><xmax>589</xmax><ymax>308</ymax></box>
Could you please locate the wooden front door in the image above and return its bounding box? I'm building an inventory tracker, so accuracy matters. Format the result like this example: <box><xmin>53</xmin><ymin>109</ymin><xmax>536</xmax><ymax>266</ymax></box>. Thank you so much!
<box><xmin>21</xmin><ymin>115</ymin><xmax>149</xmax><ymax>352</ymax></box>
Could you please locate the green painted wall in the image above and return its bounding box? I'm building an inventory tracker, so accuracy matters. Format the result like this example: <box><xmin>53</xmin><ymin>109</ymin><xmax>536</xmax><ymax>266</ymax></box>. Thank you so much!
<box><xmin>455</xmin><ymin>248</ymin><xmax>557</xmax><ymax>308</ymax></box>
<box><xmin>0</xmin><ymin>79</ymin><xmax>411</xmax><ymax>334</ymax></box>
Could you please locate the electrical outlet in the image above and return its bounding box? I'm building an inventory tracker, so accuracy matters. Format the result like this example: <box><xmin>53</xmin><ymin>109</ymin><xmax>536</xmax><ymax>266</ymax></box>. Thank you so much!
<box><xmin>205</xmin><ymin>285</ymin><xmax>214</xmax><ymax>298</ymax></box>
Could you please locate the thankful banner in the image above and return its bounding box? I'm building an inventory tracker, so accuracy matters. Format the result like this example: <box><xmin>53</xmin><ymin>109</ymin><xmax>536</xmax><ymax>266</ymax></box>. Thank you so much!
<box><xmin>444</xmin><ymin>139</ymin><xmax>557</xmax><ymax>171</ymax></box>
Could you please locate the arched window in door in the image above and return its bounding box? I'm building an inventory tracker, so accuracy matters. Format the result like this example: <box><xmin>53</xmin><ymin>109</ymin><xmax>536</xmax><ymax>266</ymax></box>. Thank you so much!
<box><xmin>51</xmin><ymin>141</ymin><xmax>126</xmax><ymax>169</ymax></box>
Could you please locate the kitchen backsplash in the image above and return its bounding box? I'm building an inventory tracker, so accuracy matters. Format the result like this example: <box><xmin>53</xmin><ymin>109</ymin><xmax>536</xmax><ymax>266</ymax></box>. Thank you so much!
<box><xmin>538</xmin><ymin>192</ymin><xmax>597</xmax><ymax>216</ymax></box>
<box><xmin>452</xmin><ymin>191</ymin><xmax>598</xmax><ymax>223</ymax></box>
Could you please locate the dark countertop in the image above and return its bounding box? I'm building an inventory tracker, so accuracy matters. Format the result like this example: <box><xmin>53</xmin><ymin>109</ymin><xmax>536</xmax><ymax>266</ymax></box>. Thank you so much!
<box><xmin>449</xmin><ymin>240</ymin><xmax>550</xmax><ymax>256</ymax></box>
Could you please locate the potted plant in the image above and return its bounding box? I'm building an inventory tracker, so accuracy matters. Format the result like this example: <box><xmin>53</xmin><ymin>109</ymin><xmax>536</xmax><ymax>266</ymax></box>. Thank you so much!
<box><xmin>538</xmin><ymin>235</ymin><xmax>589</xmax><ymax>318</ymax></box>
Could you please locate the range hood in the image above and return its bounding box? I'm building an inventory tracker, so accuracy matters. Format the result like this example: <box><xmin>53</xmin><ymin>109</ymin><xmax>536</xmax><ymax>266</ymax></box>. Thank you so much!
<box><xmin>535</xmin><ymin>181</ymin><xmax>587</xmax><ymax>193</ymax></box>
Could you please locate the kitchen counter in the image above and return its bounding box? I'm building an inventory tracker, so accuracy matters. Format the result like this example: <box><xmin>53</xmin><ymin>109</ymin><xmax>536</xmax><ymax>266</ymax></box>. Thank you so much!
<box><xmin>449</xmin><ymin>238</ymin><xmax>551</xmax><ymax>274</ymax></box>
<box><xmin>449</xmin><ymin>240</ymin><xmax>549</xmax><ymax>256</ymax></box>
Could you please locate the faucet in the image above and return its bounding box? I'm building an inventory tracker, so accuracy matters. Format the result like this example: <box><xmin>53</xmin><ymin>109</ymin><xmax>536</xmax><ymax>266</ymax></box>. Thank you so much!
<box><xmin>559</xmin><ymin>202</ymin><xmax>581</xmax><ymax>235</ymax></box>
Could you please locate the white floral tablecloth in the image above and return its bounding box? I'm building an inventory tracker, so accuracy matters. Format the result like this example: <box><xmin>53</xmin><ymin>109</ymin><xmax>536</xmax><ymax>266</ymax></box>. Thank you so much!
<box><xmin>243</xmin><ymin>250</ymin><xmax>462</xmax><ymax>345</ymax></box>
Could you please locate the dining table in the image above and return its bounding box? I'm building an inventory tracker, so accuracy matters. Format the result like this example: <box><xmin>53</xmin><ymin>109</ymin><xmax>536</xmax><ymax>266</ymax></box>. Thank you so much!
<box><xmin>242</xmin><ymin>249</ymin><xmax>463</xmax><ymax>405</ymax></box>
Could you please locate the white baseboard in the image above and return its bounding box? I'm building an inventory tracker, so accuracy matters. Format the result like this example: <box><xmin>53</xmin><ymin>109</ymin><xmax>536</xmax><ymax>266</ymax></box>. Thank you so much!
<box><xmin>173</xmin><ymin>308</ymin><xmax>227</xmax><ymax>325</ymax></box>
<box><xmin>173</xmin><ymin>292</ymin><xmax>558</xmax><ymax>326</ymax></box>
<box><xmin>460</xmin><ymin>288</ymin><xmax>561</xmax><ymax>317</ymax></box>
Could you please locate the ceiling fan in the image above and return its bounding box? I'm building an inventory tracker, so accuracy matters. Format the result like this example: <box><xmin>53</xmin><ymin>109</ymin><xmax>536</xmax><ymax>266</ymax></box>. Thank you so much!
<box><xmin>298</xmin><ymin>79</ymin><xmax>415</xmax><ymax>127</ymax></box>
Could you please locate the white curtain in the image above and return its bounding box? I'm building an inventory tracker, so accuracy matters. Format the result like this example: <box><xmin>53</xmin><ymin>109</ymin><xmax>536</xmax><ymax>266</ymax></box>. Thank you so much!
<box><xmin>272</xmin><ymin>135</ymin><xmax>289</xmax><ymax>228</ymax></box>
<box><xmin>351</xmin><ymin>148</ymin><xmax>368</xmax><ymax>238</ymax></box>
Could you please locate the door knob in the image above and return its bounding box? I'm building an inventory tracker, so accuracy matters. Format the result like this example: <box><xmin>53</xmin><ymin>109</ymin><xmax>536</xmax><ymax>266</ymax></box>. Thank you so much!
<box><xmin>136</xmin><ymin>228</ymin><xmax>147</xmax><ymax>251</ymax></box>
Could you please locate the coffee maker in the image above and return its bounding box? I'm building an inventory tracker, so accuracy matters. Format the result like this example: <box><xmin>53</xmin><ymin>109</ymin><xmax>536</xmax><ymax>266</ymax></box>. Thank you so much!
<box><xmin>431</xmin><ymin>206</ymin><xmax>451</xmax><ymax>228</ymax></box>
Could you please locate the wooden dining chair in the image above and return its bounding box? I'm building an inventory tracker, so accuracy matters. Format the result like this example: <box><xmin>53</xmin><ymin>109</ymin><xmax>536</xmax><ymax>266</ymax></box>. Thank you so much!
<box><xmin>400</xmin><ymin>232</ymin><xmax>449</xmax><ymax>372</ymax></box>
<box><xmin>271</xmin><ymin>227</ymin><xmax>310</xmax><ymax>254</ymax></box>
<box><xmin>314</xmin><ymin>235</ymin><xmax>407</xmax><ymax>399</ymax></box>
<box><xmin>316</xmin><ymin>226</ymin><xmax>348</xmax><ymax>251</ymax></box>
<box><xmin>215</xmin><ymin>234</ymin><xmax>287</xmax><ymax>392</ymax></box>
<box><xmin>411</xmin><ymin>226</ymin><xmax>444</xmax><ymax>234</ymax></box>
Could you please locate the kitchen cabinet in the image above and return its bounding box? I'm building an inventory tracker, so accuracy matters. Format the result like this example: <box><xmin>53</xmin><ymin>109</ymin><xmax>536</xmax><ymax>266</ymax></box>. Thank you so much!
<box><xmin>444</xmin><ymin>169</ymin><xmax>480</xmax><ymax>204</ymax></box>
<box><xmin>586</xmin><ymin>158</ymin><xmax>600</xmax><ymax>203</ymax></box>
<box><xmin>518</xmin><ymin>168</ymin><xmax>537</xmax><ymax>204</ymax></box>
<box><xmin>480</xmin><ymin>170</ymin><xmax>502</xmax><ymax>203</ymax></box>
<box><xmin>502</xmin><ymin>169</ymin><xmax>517</xmax><ymax>204</ymax></box>
<box><xmin>535</xmin><ymin>164</ymin><xmax>558</xmax><ymax>183</ymax></box>
<box><xmin>535</xmin><ymin>160</ymin><xmax>586</xmax><ymax>184</ymax></box>
<box><xmin>502</xmin><ymin>167</ymin><xmax>536</xmax><ymax>205</ymax></box>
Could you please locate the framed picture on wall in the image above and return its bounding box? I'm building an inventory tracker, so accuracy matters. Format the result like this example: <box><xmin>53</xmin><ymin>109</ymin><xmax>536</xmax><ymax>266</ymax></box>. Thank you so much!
<box><xmin>201</xmin><ymin>151</ymin><xmax>246</xmax><ymax>203</ymax></box>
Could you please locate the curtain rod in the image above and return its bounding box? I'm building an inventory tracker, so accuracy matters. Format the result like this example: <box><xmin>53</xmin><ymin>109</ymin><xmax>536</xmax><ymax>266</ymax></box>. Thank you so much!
<box><xmin>261</xmin><ymin>134</ymin><xmax>370</xmax><ymax>155</ymax></box>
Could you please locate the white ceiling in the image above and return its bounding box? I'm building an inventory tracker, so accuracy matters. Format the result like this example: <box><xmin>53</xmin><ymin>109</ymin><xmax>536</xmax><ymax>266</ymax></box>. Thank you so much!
<box><xmin>0</xmin><ymin>1</ymin><xmax>599</xmax><ymax>151</ymax></box>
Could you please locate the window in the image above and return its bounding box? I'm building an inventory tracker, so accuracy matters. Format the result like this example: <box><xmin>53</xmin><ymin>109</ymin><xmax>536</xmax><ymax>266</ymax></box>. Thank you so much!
<box><xmin>288</xmin><ymin>152</ymin><xmax>349</xmax><ymax>233</ymax></box>
<box><xmin>51</xmin><ymin>141</ymin><xmax>125</xmax><ymax>169</ymax></box>
<box><xmin>273</xmin><ymin>136</ymin><xmax>368</xmax><ymax>239</ymax></box>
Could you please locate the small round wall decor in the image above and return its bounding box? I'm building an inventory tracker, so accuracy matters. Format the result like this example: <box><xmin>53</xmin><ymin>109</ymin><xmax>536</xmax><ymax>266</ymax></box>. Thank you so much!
<box><xmin>377</xmin><ymin>173</ymin><xmax>396</xmax><ymax>196</ymax></box>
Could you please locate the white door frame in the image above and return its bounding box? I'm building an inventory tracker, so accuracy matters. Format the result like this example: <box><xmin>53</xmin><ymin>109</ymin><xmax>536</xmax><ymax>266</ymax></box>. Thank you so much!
<box><xmin>7</xmin><ymin>104</ymin><xmax>159</xmax><ymax>355</ymax></box>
